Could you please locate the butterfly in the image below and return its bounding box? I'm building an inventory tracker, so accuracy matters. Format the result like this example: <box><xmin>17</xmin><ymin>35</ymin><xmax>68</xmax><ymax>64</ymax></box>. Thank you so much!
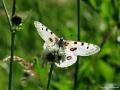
<box><xmin>34</xmin><ymin>21</ymin><xmax>100</xmax><ymax>68</ymax></box>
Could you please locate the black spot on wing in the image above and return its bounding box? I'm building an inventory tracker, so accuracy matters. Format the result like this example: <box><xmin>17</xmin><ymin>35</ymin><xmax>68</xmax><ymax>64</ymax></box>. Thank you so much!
<box><xmin>46</xmin><ymin>28</ymin><xmax>48</xmax><ymax>31</ymax></box>
<box><xmin>87</xmin><ymin>46</ymin><xmax>89</xmax><ymax>49</ymax></box>
<box><xmin>74</xmin><ymin>42</ymin><xmax>77</xmax><ymax>44</ymax></box>
<box><xmin>81</xmin><ymin>42</ymin><xmax>84</xmax><ymax>46</ymax></box>
<box><xmin>50</xmin><ymin>32</ymin><xmax>53</xmax><ymax>34</ymax></box>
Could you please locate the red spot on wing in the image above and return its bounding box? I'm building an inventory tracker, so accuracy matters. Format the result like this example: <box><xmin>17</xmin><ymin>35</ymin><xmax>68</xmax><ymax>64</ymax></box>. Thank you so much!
<box><xmin>67</xmin><ymin>56</ymin><xmax>72</xmax><ymax>60</ymax></box>
<box><xmin>55</xmin><ymin>37</ymin><xmax>58</xmax><ymax>43</ymax></box>
<box><xmin>49</xmin><ymin>38</ymin><xmax>53</xmax><ymax>42</ymax></box>
<box><xmin>64</xmin><ymin>42</ymin><xmax>69</xmax><ymax>46</ymax></box>
<box><xmin>70</xmin><ymin>48</ymin><xmax>77</xmax><ymax>51</ymax></box>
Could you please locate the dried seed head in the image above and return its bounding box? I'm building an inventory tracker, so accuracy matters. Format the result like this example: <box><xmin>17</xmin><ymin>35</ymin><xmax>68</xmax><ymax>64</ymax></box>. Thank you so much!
<box><xmin>11</xmin><ymin>15</ymin><xmax>22</xmax><ymax>26</ymax></box>
<box><xmin>41</xmin><ymin>44</ymin><xmax>65</xmax><ymax>64</ymax></box>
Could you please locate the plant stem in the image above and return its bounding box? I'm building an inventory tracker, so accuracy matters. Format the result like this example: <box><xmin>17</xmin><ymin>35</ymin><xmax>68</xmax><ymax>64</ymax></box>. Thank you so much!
<box><xmin>12</xmin><ymin>0</ymin><xmax>16</xmax><ymax>16</ymax></box>
<box><xmin>8</xmin><ymin>0</ymin><xmax>16</xmax><ymax>89</ymax></box>
<box><xmin>8</xmin><ymin>32</ymin><xmax>15</xmax><ymax>90</ymax></box>
<box><xmin>74</xmin><ymin>0</ymin><xmax>80</xmax><ymax>90</ymax></box>
<box><xmin>1</xmin><ymin>0</ymin><xmax>12</xmax><ymax>31</ymax></box>
<box><xmin>1</xmin><ymin>0</ymin><xmax>16</xmax><ymax>90</ymax></box>
<box><xmin>47</xmin><ymin>63</ymin><xmax>54</xmax><ymax>90</ymax></box>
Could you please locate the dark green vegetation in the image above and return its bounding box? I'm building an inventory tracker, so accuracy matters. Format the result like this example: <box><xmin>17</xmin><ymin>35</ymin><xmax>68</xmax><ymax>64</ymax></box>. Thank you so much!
<box><xmin>0</xmin><ymin>0</ymin><xmax>120</xmax><ymax>90</ymax></box>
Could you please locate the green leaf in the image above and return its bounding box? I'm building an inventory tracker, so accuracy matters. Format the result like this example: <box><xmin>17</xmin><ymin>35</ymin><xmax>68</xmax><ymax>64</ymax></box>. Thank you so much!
<box><xmin>97</xmin><ymin>60</ymin><xmax>115</xmax><ymax>81</ymax></box>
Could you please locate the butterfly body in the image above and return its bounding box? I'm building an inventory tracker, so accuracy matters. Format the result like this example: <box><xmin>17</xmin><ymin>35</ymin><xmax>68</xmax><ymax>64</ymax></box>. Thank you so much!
<box><xmin>57</xmin><ymin>37</ymin><xmax>65</xmax><ymax>47</ymax></box>
<box><xmin>34</xmin><ymin>21</ymin><xmax>100</xmax><ymax>68</ymax></box>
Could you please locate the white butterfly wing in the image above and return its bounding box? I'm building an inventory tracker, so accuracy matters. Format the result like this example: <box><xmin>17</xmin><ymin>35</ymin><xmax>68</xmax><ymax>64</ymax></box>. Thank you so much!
<box><xmin>34</xmin><ymin>21</ymin><xmax>59</xmax><ymax>45</ymax></box>
<box><xmin>64</xmin><ymin>41</ymin><xmax>100</xmax><ymax>56</ymax></box>
<box><xmin>55</xmin><ymin>49</ymin><xmax>77</xmax><ymax>68</ymax></box>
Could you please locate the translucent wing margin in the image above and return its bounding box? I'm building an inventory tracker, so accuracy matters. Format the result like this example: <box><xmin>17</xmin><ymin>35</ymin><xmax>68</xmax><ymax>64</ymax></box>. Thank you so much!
<box><xmin>64</xmin><ymin>41</ymin><xmax>100</xmax><ymax>56</ymax></box>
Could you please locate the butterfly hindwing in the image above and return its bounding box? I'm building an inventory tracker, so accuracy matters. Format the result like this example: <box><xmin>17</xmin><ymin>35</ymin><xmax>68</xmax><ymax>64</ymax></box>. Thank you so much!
<box><xmin>55</xmin><ymin>49</ymin><xmax>77</xmax><ymax>68</ymax></box>
<box><xmin>64</xmin><ymin>41</ymin><xmax>100</xmax><ymax>56</ymax></box>
<box><xmin>34</xmin><ymin>21</ymin><xmax>59</xmax><ymax>45</ymax></box>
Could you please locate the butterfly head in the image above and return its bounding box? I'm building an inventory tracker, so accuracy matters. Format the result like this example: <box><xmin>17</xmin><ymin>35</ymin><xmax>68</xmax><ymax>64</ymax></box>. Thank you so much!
<box><xmin>57</xmin><ymin>37</ymin><xmax>64</xmax><ymax>47</ymax></box>
<box><xmin>60</xmin><ymin>37</ymin><xmax>64</xmax><ymax>41</ymax></box>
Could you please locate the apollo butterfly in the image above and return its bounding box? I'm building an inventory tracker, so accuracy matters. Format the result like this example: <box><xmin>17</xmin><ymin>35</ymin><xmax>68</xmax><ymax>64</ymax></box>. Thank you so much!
<box><xmin>34</xmin><ymin>21</ymin><xmax>100</xmax><ymax>68</ymax></box>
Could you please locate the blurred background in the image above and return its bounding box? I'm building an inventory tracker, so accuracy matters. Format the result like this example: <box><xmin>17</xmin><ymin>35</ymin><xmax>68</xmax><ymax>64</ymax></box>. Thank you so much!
<box><xmin>0</xmin><ymin>0</ymin><xmax>120</xmax><ymax>90</ymax></box>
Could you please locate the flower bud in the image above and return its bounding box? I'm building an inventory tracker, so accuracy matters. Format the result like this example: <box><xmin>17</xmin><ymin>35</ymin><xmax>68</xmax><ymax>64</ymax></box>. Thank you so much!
<box><xmin>11</xmin><ymin>15</ymin><xmax>22</xmax><ymax>26</ymax></box>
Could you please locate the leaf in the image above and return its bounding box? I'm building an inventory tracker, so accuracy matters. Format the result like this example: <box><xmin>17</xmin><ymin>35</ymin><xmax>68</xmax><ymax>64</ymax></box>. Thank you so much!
<box><xmin>97</xmin><ymin>60</ymin><xmax>115</xmax><ymax>81</ymax></box>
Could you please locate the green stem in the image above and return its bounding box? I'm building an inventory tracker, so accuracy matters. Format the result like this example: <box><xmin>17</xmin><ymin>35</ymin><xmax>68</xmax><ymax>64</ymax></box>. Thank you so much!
<box><xmin>8</xmin><ymin>32</ymin><xmax>15</xmax><ymax>90</ymax></box>
<box><xmin>1</xmin><ymin>0</ymin><xmax>12</xmax><ymax>31</ymax></box>
<box><xmin>12</xmin><ymin>0</ymin><xmax>16</xmax><ymax>16</ymax></box>
<box><xmin>1</xmin><ymin>0</ymin><xmax>16</xmax><ymax>90</ymax></box>
<box><xmin>74</xmin><ymin>0</ymin><xmax>80</xmax><ymax>90</ymax></box>
<box><xmin>8</xmin><ymin>0</ymin><xmax>16</xmax><ymax>89</ymax></box>
<box><xmin>47</xmin><ymin>63</ymin><xmax>54</xmax><ymax>90</ymax></box>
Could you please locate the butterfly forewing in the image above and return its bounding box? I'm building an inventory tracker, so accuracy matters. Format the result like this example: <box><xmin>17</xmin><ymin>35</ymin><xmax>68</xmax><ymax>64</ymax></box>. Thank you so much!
<box><xmin>64</xmin><ymin>41</ymin><xmax>100</xmax><ymax>56</ymax></box>
<box><xmin>34</xmin><ymin>21</ymin><xmax>59</xmax><ymax>45</ymax></box>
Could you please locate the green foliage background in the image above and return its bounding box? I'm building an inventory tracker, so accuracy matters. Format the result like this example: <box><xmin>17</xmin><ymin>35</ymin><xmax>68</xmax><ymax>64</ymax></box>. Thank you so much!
<box><xmin>0</xmin><ymin>0</ymin><xmax>120</xmax><ymax>90</ymax></box>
